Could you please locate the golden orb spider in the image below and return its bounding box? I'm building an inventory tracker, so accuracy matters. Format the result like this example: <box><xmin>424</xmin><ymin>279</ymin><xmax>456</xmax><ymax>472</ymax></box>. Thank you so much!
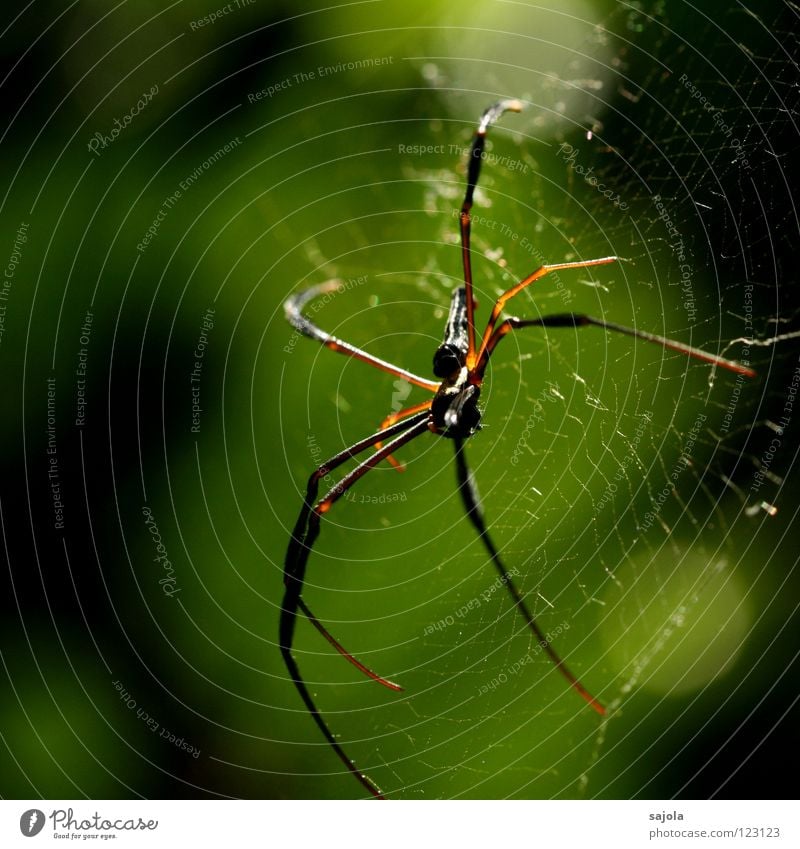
<box><xmin>281</xmin><ymin>100</ymin><xmax>754</xmax><ymax>798</ymax></box>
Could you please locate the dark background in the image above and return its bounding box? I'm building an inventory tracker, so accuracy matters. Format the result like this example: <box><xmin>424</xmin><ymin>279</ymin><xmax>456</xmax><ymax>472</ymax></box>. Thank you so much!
<box><xmin>1</xmin><ymin>0</ymin><xmax>798</xmax><ymax>799</ymax></box>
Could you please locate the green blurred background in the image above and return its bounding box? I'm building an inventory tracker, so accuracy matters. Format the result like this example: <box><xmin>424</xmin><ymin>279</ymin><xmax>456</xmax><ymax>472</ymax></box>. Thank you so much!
<box><xmin>1</xmin><ymin>0</ymin><xmax>798</xmax><ymax>799</ymax></box>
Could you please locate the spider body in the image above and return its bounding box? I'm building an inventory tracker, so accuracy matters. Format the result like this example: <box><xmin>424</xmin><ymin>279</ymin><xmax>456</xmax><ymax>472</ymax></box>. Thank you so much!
<box><xmin>433</xmin><ymin>285</ymin><xmax>470</xmax><ymax>377</ymax></box>
<box><xmin>281</xmin><ymin>100</ymin><xmax>755</xmax><ymax>799</ymax></box>
<box><xmin>429</xmin><ymin>286</ymin><xmax>483</xmax><ymax>436</ymax></box>
<box><xmin>430</xmin><ymin>370</ymin><xmax>481</xmax><ymax>438</ymax></box>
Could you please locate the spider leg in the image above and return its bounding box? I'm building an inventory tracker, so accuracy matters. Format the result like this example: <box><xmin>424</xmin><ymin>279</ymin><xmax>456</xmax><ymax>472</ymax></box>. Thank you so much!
<box><xmin>287</xmin><ymin>412</ymin><xmax>429</xmax><ymax>688</ymax></box>
<box><xmin>375</xmin><ymin>400</ymin><xmax>434</xmax><ymax>472</ymax></box>
<box><xmin>297</xmin><ymin>597</ymin><xmax>403</xmax><ymax>691</ymax></box>
<box><xmin>287</xmin><ymin>412</ymin><xmax>427</xmax><ymax>572</ymax></box>
<box><xmin>285</xmin><ymin>281</ymin><xmax>439</xmax><ymax>391</ymax></box>
<box><xmin>460</xmin><ymin>99</ymin><xmax>525</xmax><ymax>364</ymax></box>
<box><xmin>279</xmin><ymin>599</ymin><xmax>388</xmax><ymax>797</ymax></box>
<box><xmin>469</xmin><ymin>257</ymin><xmax>620</xmax><ymax>370</ymax></box>
<box><xmin>476</xmin><ymin>313</ymin><xmax>756</xmax><ymax>379</ymax></box>
<box><xmin>452</xmin><ymin>439</ymin><xmax>605</xmax><ymax>716</ymax></box>
<box><xmin>282</xmin><ymin>415</ymin><xmax>430</xmax><ymax>799</ymax></box>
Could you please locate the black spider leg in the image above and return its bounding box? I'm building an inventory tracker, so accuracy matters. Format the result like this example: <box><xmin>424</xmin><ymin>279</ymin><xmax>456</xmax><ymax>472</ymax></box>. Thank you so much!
<box><xmin>477</xmin><ymin>313</ymin><xmax>756</xmax><ymax>379</ymax></box>
<box><xmin>281</xmin><ymin>414</ymin><xmax>431</xmax><ymax>799</ymax></box>
<box><xmin>284</xmin><ymin>414</ymin><xmax>427</xmax><ymax>690</ymax></box>
<box><xmin>286</xmin><ymin>411</ymin><xmax>429</xmax><ymax>603</ymax></box>
<box><xmin>296</xmin><ymin>597</ymin><xmax>403</xmax><ymax>692</ymax></box>
<box><xmin>460</xmin><ymin>99</ymin><xmax>524</xmax><ymax>361</ymax></box>
<box><xmin>452</xmin><ymin>439</ymin><xmax>605</xmax><ymax>715</ymax></box>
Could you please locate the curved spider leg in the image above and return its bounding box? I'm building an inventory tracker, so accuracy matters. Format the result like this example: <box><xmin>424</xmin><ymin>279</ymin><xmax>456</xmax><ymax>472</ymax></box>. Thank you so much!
<box><xmin>452</xmin><ymin>439</ymin><xmax>606</xmax><ymax>716</ymax></box>
<box><xmin>281</xmin><ymin>415</ymin><xmax>431</xmax><ymax>799</ymax></box>
<box><xmin>287</xmin><ymin>413</ymin><xmax>427</xmax><ymax>572</ymax></box>
<box><xmin>287</xmin><ymin>412</ymin><xmax>430</xmax><ymax>689</ymax></box>
<box><xmin>469</xmin><ymin>257</ymin><xmax>620</xmax><ymax>370</ymax></box>
<box><xmin>285</xmin><ymin>281</ymin><xmax>439</xmax><ymax>391</ymax></box>
<box><xmin>476</xmin><ymin>313</ymin><xmax>756</xmax><ymax>379</ymax></box>
<box><xmin>375</xmin><ymin>400</ymin><xmax>434</xmax><ymax>472</ymax></box>
<box><xmin>297</xmin><ymin>598</ymin><xmax>403</xmax><ymax>691</ymax></box>
<box><xmin>460</xmin><ymin>99</ymin><xmax>525</xmax><ymax>363</ymax></box>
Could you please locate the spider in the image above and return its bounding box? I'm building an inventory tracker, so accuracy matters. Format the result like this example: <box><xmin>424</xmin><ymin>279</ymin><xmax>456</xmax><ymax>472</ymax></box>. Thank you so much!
<box><xmin>281</xmin><ymin>99</ymin><xmax>755</xmax><ymax>799</ymax></box>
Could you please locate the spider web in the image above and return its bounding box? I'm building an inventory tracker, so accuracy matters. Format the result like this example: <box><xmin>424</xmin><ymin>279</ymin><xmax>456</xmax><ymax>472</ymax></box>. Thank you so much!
<box><xmin>278</xmin><ymin>1</ymin><xmax>799</xmax><ymax>799</ymax></box>
<box><xmin>5</xmin><ymin>0</ymin><xmax>798</xmax><ymax>805</ymax></box>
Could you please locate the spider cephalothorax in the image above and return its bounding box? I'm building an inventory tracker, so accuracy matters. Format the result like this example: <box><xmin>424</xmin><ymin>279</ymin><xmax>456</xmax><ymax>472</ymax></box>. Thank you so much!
<box><xmin>430</xmin><ymin>370</ymin><xmax>481</xmax><ymax>438</ymax></box>
<box><xmin>429</xmin><ymin>285</ymin><xmax>482</xmax><ymax>437</ymax></box>
<box><xmin>432</xmin><ymin>286</ymin><xmax>469</xmax><ymax>378</ymax></box>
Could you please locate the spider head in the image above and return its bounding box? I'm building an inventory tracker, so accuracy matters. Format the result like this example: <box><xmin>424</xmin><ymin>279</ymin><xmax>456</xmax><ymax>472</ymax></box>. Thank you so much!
<box><xmin>431</xmin><ymin>374</ymin><xmax>482</xmax><ymax>438</ymax></box>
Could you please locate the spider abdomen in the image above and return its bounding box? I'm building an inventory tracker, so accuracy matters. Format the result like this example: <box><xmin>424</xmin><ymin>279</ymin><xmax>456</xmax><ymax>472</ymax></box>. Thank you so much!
<box><xmin>433</xmin><ymin>286</ymin><xmax>469</xmax><ymax>378</ymax></box>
